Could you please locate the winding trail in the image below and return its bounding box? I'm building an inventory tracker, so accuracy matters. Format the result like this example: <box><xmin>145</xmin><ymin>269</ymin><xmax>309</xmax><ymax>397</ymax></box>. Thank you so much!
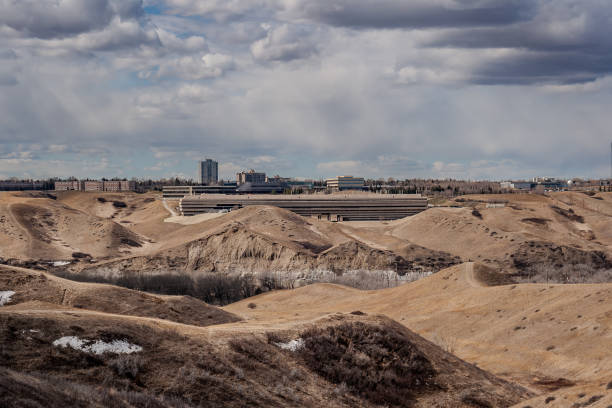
<box><xmin>161</xmin><ymin>198</ymin><xmax>177</xmax><ymax>217</ymax></box>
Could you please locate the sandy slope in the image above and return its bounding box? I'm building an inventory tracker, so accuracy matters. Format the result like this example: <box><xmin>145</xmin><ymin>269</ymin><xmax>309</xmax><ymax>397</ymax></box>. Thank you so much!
<box><xmin>81</xmin><ymin>205</ymin><xmax>460</xmax><ymax>276</ymax></box>
<box><xmin>0</xmin><ymin>192</ymin><xmax>146</xmax><ymax>260</ymax></box>
<box><xmin>4</xmin><ymin>191</ymin><xmax>610</xmax><ymax>279</ymax></box>
<box><xmin>225</xmin><ymin>263</ymin><xmax>612</xmax><ymax>397</ymax></box>
<box><xmin>0</xmin><ymin>280</ymin><xmax>532</xmax><ymax>408</ymax></box>
<box><xmin>2</xmin><ymin>261</ymin><xmax>607</xmax><ymax>406</ymax></box>
<box><xmin>0</xmin><ymin>264</ymin><xmax>239</xmax><ymax>327</ymax></box>
<box><xmin>385</xmin><ymin>193</ymin><xmax>612</xmax><ymax>274</ymax></box>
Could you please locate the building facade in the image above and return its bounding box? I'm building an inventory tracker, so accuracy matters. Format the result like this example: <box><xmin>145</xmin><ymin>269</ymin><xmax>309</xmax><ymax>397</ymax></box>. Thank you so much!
<box><xmin>54</xmin><ymin>181</ymin><xmax>83</xmax><ymax>191</ymax></box>
<box><xmin>103</xmin><ymin>180</ymin><xmax>136</xmax><ymax>192</ymax></box>
<box><xmin>55</xmin><ymin>180</ymin><xmax>135</xmax><ymax>192</ymax></box>
<box><xmin>326</xmin><ymin>176</ymin><xmax>365</xmax><ymax>191</ymax></box>
<box><xmin>0</xmin><ymin>181</ymin><xmax>45</xmax><ymax>191</ymax></box>
<box><xmin>237</xmin><ymin>169</ymin><xmax>266</xmax><ymax>185</ymax></box>
<box><xmin>199</xmin><ymin>159</ymin><xmax>218</xmax><ymax>185</ymax></box>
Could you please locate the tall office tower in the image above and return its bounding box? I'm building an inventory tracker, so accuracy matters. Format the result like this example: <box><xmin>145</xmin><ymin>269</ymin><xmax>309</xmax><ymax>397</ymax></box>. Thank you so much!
<box><xmin>199</xmin><ymin>159</ymin><xmax>218</xmax><ymax>185</ymax></box>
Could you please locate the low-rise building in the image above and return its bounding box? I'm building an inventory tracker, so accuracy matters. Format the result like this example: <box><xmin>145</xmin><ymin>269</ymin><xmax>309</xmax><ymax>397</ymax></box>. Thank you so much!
<box><xmin>0</xmin><ymin>180</ymin><xmax>45</xmax><ymax>191</ymax></box>
<box><xmin>55</xmin><ymin>180</ymin><xmax>135</xmax><ymax>192</ymax></box>
<box><xmin>83</xmin><ymin>181</ymin><xmax>104</xmax><ymax>191</ymax></box>
<box><xmin>162</xmin><ymin>185</ymin><xmax>238</xmax><ymax>198</ymax></box>
<box><xmin>55</xmin><ymin>180</ymin><xmax>83</xmax><ymax>191</ymax></box>
<box><xmin>326</xmin><ymin>176</ymin><xmax>365</xmax><ymax>192</ymax></box>
<box><xmin>237</xmin><ymin>170</ymin><xmax>266</xmax><ymax>185</ymax></box>
<box><xmin>103</xmin><ymin>180</ymin><xmax>135</xmax><ymax>192</ymax></box>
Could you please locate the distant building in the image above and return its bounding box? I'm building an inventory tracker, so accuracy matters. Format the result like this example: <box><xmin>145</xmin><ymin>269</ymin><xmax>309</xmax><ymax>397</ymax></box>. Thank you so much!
<box><xmin>326</xmin><ymin>176</ymin><xmax>365</xmax><ymax>192</ymax></box>
<box><xmin>103</xmin><ymin>180</ymin><xmax>136</xmax><ymax>192</ymax></box>
<box><xmin>237</xmin><ymin>169</ymin><xmax>266</xmax><ymax>185</ymax></box>
<box><xmin>162</xmin><ymin>185</ymin><xmax>237</xmax><ymax>198</ymax></box>
<box><xmin>0</xmin><ymin>180</ymin><xmax>45</xmax><ymax>191</ymax></box>
<box><xmin>54</xmin><ymin>180</ymin><xmax>135</xmax><ymax>192</ymax></box>
<box><xmin>506</xmin><ymin>179</ymin><xmax>567</xmax><ymax>192</ymax></box>
<box><xmin>83</xmin><ymin>181</ymin><xmax>104</xmax><ymax>191</ymax></box>
<box><xmin>235</xmin><ymin>182</ymin><xmax>284</xmax><ymax>194</ymax></box>
<box><xmin>54</xmin><ymin>180</ymin><xmax>83</xmax><ymax>191</ymax></box>
<box><xmin>198</xmin><ymin>159</ymin><xmax>218</xmax><ymax>185</ymax></box>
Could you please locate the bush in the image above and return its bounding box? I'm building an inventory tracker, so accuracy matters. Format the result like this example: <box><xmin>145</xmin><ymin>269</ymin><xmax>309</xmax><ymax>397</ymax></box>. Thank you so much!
<box><xmin>53</xmin><ymin>270</ymin><xmax>266</xmax><ymax>306</ymax></box>
<box><xmin>299</xmin><ymin>321</ymin><xmax>436</xmax><ymax>406</ymax></box>
<box><xmin>519</xmin><ymin>263</ymin><xmax>612</xmax><ymax>284</ymax></box>
<box><xmin>108</xmin><ymin>355</ymin><xmax>145</xmax><ymax>379</ymax></box>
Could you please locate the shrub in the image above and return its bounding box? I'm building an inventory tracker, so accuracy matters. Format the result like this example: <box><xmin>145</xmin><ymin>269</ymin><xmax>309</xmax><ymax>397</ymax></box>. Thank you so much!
<box><xmin>299</xmin><ymin>321</ymin><xmax>436</xmax><ymax>406</ymax></box>
<box><xmin>108</xmin><ymin>354</ymin><xmax>145</xmax><ymax>379</ymax></box>
<box><xmin>519</xmin><ymin>263</ymin><xmax>612</xmax><ymax>284</ymax></box>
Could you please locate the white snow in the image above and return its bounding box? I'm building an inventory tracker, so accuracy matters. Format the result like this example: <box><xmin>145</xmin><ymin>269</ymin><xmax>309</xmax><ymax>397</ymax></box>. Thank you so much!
<box><xmin>52</xmin><ymin>336</ymin><xmax>142</xmax><ymax>354</ymax></box>
<box><xmin>52</xmin><ymin>261</ymin><xmax>71</xmax><ymax>266</ymax></box>
<box><xmin>275</xmin><ymin>338</ymin><xmax>305</xmax><ymax>352</ymax></box>
<box><xmin>0</xmin><ymin>291</ymin><xmax>15</xmax><ymax>306</ymax></box>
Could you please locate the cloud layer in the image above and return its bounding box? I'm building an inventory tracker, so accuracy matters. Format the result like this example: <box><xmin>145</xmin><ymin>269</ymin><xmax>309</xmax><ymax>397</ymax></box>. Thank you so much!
<box><xmin>1</xmin><ymin>0</ymin><xmax>611</xmax><ymax>180</ymax></box>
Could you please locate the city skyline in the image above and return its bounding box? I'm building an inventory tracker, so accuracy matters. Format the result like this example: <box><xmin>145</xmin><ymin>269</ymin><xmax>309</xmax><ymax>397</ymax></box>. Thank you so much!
<box><xmin>1</xmin><ymin>1</ymin><xmax>612</xmax><ymax>181</ymax></box>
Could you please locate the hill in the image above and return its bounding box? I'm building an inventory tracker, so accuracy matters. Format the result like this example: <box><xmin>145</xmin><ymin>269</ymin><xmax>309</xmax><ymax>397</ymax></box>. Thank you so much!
<box><xmin>0</xmin><ymin>264</ymin><xmax>239</xmax><ymax>327</ymax></box>
<box><xmin>225</xmin><ymin>262</ymin><xmax>612</xmax><ymax>406</ymax></box>
<box><xmin>0</xmin><ymin>192</ymin><xmax>146</xmax><ymax>261</ymax></box>
<box><xmin>80</xmin><ymin>205</ymin><xmax>460</xmax><ymax>277</ymax></box>
<box><xmin>388</xmin><ymin>193</ymin><xmax>612</xmax><ymax>276</ymax></box>
<box><xmin>0</xmin><ymin>284</ymin><xmax>532</xmax><ymax>407</ymax></box>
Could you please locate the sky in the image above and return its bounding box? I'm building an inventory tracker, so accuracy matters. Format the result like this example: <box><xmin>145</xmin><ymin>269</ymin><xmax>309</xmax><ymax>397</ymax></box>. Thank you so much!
<box><xmin>1</xmin><ymin>0</ymin><xmax>612</xmax><ymax>181</ymax></box>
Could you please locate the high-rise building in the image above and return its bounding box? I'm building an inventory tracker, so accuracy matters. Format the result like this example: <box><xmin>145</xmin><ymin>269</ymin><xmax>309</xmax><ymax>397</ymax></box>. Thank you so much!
<box><xmin>199</xmin><ymin>159</ymin><xmax>218</xmax><ymax>185</ymax></box>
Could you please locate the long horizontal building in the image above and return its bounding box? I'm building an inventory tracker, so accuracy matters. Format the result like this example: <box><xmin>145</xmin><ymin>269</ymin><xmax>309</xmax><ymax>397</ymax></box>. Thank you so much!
<box><xmin>179</xmin><ymin>194</ymin><xmax>428</xmax><ymax>221</ymax></box>
<box><xmin>55</xmin><ymin>180</ymin><xmax>135</xmax><ymax>192</ymax></box>
<box><xmin>162</xmin><ymin>185</ymin><xmax>238</xmax><ymax>198</ymax></box>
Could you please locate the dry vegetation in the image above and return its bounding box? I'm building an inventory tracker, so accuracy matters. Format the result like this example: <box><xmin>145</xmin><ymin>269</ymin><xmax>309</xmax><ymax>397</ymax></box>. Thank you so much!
<box><xmin>1</xmin><ymin>191</ymin><xmax>611</xmax><ymax>407</ymax></box>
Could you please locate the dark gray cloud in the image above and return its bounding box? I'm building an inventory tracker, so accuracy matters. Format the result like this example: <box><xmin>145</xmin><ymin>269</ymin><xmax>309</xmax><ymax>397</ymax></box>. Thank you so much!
<box><xmin>0</xmin><ymin>74</ymin><xmax>17</xmax><ymax>86</ymax></box>
<box><xmin>281</xmin><ymin>0</ymin><xmax>536</xmax><ymax>29</ymax></box>
<box><xmin>400</xmin><ymin>1</ymin><xmax>612</xmax><ymax>84</ymax></box>
<box><xmin>0</xmin><ymin>49</ymin><xmax>17</xmax><ymax>59</ymax></box>
<box><xmin>470</xmin><ymin>52</ymin><xmax>612</xmax><ymax>85</ymax></box>
<box><xmin>0</xmin><ymin>0</ymin><xmax>144</xmax><ymax>39</ymax></box>
<box><xmin>1</xmin><ymin>0</ymin><xmax>612</xmax><ymax>180</ymax></box>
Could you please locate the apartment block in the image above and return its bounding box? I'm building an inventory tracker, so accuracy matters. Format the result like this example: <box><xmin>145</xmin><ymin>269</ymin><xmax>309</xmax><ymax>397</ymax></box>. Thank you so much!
<box><xmin>83</xmin><ymin>181</ymin><xmax>104</xmax><ymax>191</ymax></box>
<box><xmin>103</xmin><ymin>180</ymin><xmax>136</xmax><ymax>192</ymax></box>
<box><xmin>199</xmin><ymin>159</ymin><xmax>219</xmax><ymax>185</ymax></box>
<box><xmin>54</xmin><ymin>181</ymin><xmax>83</xmax><ymax>191</ymax></box>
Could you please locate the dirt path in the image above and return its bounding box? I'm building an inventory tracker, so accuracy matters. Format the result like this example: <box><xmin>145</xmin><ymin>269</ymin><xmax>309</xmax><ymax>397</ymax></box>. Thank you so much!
<box><xmin>161</xmin><ymin>198</ymin><xmax>176</xmax><ymax>217</ymax></box>
<box><xmin>463</xmin><ymin>262</ymin><xmax>484</xmax><ymax>288</ymax></box>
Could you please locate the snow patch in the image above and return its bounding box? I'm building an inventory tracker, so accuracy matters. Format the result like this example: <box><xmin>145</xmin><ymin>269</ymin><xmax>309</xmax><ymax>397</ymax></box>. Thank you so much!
<box><xmin>52</xmin><ymin>261</ymin><xmax>71</xmax><ymax>266</ymax></box>
<box><xmin>0</xmin><ymin>291</ymin><xmax>15</xmax><ymax>306</ymax></box>
<box><xmin>275</xmin><ymin>338</ymin><xmax>305</xmax><ymax>352</ymax></box>
<box><xmin>53</xmin><ymin>336</ymin><xmax>142</xmax><ymax>354</ymax></box>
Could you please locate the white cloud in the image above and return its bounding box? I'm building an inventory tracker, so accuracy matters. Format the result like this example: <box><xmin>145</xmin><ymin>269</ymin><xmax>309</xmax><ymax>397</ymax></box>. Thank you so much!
<box><xmin>251</xmin><ymin>24</ymin><xmax>317</xmax><ymax>62</ymax></box>
<box><xmin>0</xmin><ymin>0</ymin><xmax>611</xmax><ymax>181</ymax></box>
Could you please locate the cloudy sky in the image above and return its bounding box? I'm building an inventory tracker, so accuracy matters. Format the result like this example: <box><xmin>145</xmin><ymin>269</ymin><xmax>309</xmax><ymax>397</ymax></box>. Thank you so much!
<box><xmin>1</xmin><ymin>0</ymin><xmax>611</xmax><ymax>181</ymax></box>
